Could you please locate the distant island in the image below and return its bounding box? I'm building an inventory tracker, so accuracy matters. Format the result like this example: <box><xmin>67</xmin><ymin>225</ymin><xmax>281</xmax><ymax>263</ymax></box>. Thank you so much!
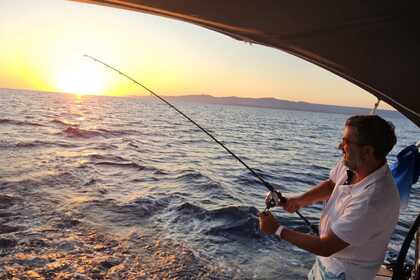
<box><xmin>1</xmin><ymin>88</ymin><xmax>402</xmax><ymax>119</ymax></box>
<box><xmin>140</xmin><ymin>94</ymin><xmax>402</xmax><ymax>119</ymax></box>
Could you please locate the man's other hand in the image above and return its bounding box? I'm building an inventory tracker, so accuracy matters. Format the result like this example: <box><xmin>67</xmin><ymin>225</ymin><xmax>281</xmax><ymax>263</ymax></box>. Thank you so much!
<box><xmin>259</xmin><ymin>211</ymin><xmax>280</xmax><ymax>234</ymax></box>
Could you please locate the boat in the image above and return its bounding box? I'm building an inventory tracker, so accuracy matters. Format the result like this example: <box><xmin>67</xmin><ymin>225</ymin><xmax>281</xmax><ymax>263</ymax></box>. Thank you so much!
<box><xmin>73</xmin><ymin>1</ymin><xmax>420</xmax><ymax>279</ymax></box>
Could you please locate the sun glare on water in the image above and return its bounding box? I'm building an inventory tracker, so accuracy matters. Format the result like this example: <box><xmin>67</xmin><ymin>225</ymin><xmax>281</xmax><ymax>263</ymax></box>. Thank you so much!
<box><xmin>56</xmin><ymin>63</ymin><xmax>107</xmax><ymax>96</ymax></box>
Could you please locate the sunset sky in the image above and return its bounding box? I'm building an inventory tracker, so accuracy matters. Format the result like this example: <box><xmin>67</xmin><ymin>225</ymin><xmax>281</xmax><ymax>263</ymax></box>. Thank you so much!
<box><xmin>0</xmin><ymin>0</ymin><xmax>391</xmax><ymax>109</ymax></box>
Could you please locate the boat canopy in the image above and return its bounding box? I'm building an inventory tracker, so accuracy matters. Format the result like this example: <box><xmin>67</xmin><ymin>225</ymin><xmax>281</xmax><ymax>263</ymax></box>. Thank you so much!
<box><xmin>74</xmin><ymin>1</ymin><xmax>420</xmax><ymax>127</ymax></box>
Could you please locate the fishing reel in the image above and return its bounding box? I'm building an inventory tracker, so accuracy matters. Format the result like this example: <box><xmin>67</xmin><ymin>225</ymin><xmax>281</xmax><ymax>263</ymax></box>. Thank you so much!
<box><xmin>264</xmin><ymin>190</ymin><xmax>319</xmax><ymax>236</ymax></box>
<box><xmin>265</xmin><ymin>190</ymin><xmax>287</xmax><ymax>210</ymax></box>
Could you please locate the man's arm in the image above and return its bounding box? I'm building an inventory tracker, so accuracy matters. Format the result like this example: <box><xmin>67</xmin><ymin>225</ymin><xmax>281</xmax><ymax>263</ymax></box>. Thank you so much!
<box><xmin>281</xmin><ymin>226</ymin><xmax>349</xmax><ymax>257</ymax></box>
<box><xmin>283</xmin><ymin>179</ymin><xmax>335</xmax><ymax>213</ymax></box>
<box><xmin>299</xmin><ymin>179</ymin><xmax>335</xmax><ymax>205</ymax></box>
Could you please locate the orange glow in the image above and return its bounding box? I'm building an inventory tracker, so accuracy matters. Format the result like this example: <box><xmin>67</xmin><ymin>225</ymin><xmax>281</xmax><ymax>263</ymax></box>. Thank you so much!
<box><xmin>0</xmin><ymin>0</ymin><xmax>392</xmax><ymax>109</ymax></box>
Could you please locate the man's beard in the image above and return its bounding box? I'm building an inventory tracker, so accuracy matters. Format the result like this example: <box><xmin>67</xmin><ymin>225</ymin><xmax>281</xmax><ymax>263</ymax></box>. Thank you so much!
<box><xmin>343</xmin><ymin>152</ymin><xmax>361</xmax><ymax>171</ymax></box>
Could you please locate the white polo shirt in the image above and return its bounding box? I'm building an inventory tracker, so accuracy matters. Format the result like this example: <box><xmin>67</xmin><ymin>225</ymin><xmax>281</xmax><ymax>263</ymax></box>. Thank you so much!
<box><xmin>318</xmin><ymin>160</ymin><xmax>400</xmax><ymax>280</ymax></box>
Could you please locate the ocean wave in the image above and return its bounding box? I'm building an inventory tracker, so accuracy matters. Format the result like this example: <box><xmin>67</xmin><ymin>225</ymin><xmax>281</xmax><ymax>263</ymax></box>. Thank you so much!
<box><xmin>61</xmin><ymin>126</ymin><xmax>133</xmax><ymax>139</ymax></box>
<box><xmin>83</xmin><ymin>178</ymin><xmax>97</xmax><ymax>186</ymax></box>
<box><xmin>88</xmin><ymin>154</ymin><xmax>126</xmax><ymax>161</ymax></box>
<box><xmin>88</xmin><ymin>143</ymin><xmax>119</xmax><ymax>151</ymax></box>
<box><xmin>0</xmin><ymin>224</ymin><xmax>22</xmax><ymax>234</ymax></box>
<box><xmin>127</xmin><ymin>142</ymin><xmax>140</xmax><ymax>149</ymax></box>
<box><xmin>79</xmin><ymin>196</ymin><xmax>170</xmax><ymax>223</ymax></box>
<box><xmin>204</xmin><ymin>216</ymin><xmax>260</xmax><ymax>239</ymax></box>
<box><xmin>269</xmin><ymin>137</ymin><xmax>284</xmax><ymax>141</ymax></box>
<box><xmin>86</xmin><ymin>154</ymin><xmax>157</xmax><ymax>172</ymax></box>
<box><xmin>174</xmin><ymin>202</ymin><xmax>206</xmax><ymax>216</ymax></box>
<box><xmin>0</xmin><ymin>194</ymin><xmax>22</xmax><ymax>209</ymax></box>
<box><xmin>168</xmin><ymin>170</ymin><xmax>228</xmax><ymax>194</ymax></box>
<box><xmin>51</xmin><ymin>119</ymin><xmax>79</xmax><ymax>127</ymax></box>
<box><xmin>172</xmin><ymin>169</ymin><xmax>210</xmax><ymax>181</ymax></box>
<box><xmin>117</xmin><ymin>196</ymin><xmax>171</xmax><ymax>218</ymax></box>
<box><xmin>0</xmin><ymin>170</ymin><xmax>85</xmax><ymax>196</ymax></box>
<box><xmin>203</xmin><ymin>205</ymin><xmax>259</xmax><ymax>222</ymax></box>
<box><xmin>63</xmin><ymin>127</ymin><xmax>103</xmax><ymax>138</ymax></box>
<box><xmin>0</xmin><ymin>140</ymin><xmax>78</xmax><ymax>149</ymax></box>
<box><xmin>177</xmin><ymin>138</ymin><xmax>210</xmax><ymax>145</ymax></box>
<box><xmin>170</xmin><ymin>203</ymin><xmax>260</xmax><ymax>239</ymax></box>
<box><xmin>0</xmin><ymin>118</ymin><xmax>44</xmax><ymax>127</ymax></box>
<box><xmin>18</xmin><ymin>140</ymin><xmax>78</xmax><ymax>148</ymax></box>
<box><xmin>169</xmin><ymin>202</ymin><xmax>319</xmax><ymax>242</ymax></box>
<box><xmin>306</xmin><ymin>164</ymin><xmax>330</xmax><ymax>172</ymax></box>
<box><xmin>130</xmin><ymin>177</ymin><xmax>159</xmax><ymax>183</ymax></box>
<box><xmin>95</xmin><ymin>161</ymin><xmax>145</xmax><ymax>170</ymax></box>
<box><xmin>153</xmin><ymin>169</ymin><xmax>168</xmax><ymax>175</ymax></box>
<box><xmin>96</xmin><ymin>128</ymin><xmax>132</xmax><ymax>137</ymax></box>
<box><xmin>235</xmin><ymin>170</ymin><xmax>280</xmax><ymax>187</ymax></box>
<box><xmin>194</xmin><ymin>181</ymin><xmax>225</xmax><ymax>192</ymax></box>
<box><xmin>277</xmin><ymin>175</ymin><xmax>317</xmax><ymax>186</ymax></box>
<box><xmin>272</xmin><ymin>146</ymin><xmax>289</xmax><ymax>151</ymax></box>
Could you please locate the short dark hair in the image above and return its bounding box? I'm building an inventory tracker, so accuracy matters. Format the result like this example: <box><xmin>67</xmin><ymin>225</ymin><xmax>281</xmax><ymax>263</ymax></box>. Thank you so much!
<box><xmin>345</xmin><ymin>115</ymin><xmax>397</xmax><ymax>160</ymax></box>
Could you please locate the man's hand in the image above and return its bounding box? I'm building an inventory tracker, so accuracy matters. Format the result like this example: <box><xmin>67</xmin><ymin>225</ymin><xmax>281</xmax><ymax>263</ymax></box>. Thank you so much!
<box><xmin>259</xmin><ymin>211</ymin><xmax>280</xmax><ymax>234</ymax></box>
<box><xmin>283</xmin><ymin>196</ymin><xmax>303</xmax><ymax>213</ymax></box>
<box><xmin>265</xmin><ymin>192</ymin><xmax>304</xmax><ymax>213</ymax></box>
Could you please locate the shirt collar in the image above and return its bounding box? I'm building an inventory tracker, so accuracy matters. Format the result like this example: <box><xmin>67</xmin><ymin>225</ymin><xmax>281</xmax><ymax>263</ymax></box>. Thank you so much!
<box><xmin>347</xmin><ymin>162</ymin><xmax>389</xmax><ymax>190</ymax></box>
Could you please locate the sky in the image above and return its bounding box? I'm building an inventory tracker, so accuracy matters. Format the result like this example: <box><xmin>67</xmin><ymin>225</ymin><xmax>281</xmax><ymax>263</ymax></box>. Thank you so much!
<box><xmin>0</xmin><ymin>0</ymin><xmax>392</xmax><ymax>109</ymax></box>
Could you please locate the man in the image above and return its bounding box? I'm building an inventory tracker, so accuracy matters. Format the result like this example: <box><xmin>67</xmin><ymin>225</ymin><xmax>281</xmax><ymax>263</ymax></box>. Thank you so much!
<box><xmin>260</xmin><ymin>115</ymin><xmax>400</xmax><ymax>280</ymax></box>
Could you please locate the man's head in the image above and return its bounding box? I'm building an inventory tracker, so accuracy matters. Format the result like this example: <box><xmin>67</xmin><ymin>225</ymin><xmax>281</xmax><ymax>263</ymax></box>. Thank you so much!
<box><xmin>339</xmin><ymin>115</ymin><xmax>397</xmax><ymax>171</ymax></box>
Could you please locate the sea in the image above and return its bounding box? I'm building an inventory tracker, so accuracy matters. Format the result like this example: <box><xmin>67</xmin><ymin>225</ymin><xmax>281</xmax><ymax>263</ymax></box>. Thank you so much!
<box><xmin>0</xmin><ymin>88</ymin><xmax>419</xmax><ymax>279</ymax></box>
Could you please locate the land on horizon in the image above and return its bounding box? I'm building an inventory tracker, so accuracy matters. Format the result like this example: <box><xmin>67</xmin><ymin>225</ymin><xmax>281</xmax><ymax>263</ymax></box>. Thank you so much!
<box><xmin>1</xmin><ymin>87</ymin><xmax>401</xmax><ymax>118</ymax></box>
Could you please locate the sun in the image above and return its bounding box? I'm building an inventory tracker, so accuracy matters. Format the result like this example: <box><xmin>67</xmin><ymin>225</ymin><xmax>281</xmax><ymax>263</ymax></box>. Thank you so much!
<box><xmin>56</xmin><ymin>63</ymin><xmax>106</xmax><ymax>95</ymax></box>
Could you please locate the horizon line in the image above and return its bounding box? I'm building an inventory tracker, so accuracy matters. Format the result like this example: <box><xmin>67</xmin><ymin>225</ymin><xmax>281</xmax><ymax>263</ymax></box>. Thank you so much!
<box><xmin>0</xmin><ymin>87</ymin><xmax>396</xmax><ymax>112</ymax></box>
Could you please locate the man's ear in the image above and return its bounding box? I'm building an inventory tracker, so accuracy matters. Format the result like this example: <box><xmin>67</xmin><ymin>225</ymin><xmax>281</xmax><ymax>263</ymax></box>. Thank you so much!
<box><xmin>362</xmin><ymin>145</ymin><xmax>375</xmax><ymax>159</ymax></box>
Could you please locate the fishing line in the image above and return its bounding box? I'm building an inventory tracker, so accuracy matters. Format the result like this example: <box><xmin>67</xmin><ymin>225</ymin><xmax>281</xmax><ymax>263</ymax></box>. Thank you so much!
<box><xmin>83</xmin><ymin>54</ymin><xmax>317</xmax><ymax>234</ymax></box>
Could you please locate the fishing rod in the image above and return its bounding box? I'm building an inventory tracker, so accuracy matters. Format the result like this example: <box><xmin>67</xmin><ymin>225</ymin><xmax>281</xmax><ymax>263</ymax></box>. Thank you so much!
<box><xmin>83</xmin><ymin>54</ymin><xmax>318</xmax><ymax>235</ymax></box>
